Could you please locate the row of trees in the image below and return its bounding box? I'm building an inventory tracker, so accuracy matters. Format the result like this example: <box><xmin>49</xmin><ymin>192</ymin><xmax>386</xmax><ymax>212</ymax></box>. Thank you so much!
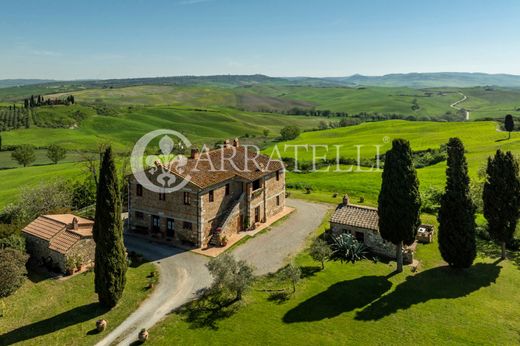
<box><xmin>23</xmin><ymin>94</ymin><xmax>75</xmax><ymax>108</ymax></box>
<box><xmin>379</xmin><ymin>137</ymin><xmax>520</xmax><ymax>272</ymax></box>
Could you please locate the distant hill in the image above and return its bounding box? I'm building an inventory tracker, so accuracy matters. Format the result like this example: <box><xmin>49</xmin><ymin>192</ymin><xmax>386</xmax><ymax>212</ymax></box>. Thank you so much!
<box><xmin>0</xmin><ymin>79</ymin><xmax>56</xmax><ymax>88</ymax></box>
<box><xmin>320</xmin><ymin>72</ymin><xmax>520</xmax><ymax>88</ymax></box>
<box><xmin>3</xmin><ymin>72</ymin><xmax>520</xmax><ymax>98</ymax></box>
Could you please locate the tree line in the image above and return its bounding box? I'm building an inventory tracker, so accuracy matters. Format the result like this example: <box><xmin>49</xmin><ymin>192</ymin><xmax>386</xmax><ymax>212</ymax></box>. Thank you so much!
<box><xmin>23</xmin><ymin>94</ymin><xmax>75</xmax><ymax>108</ymax></box>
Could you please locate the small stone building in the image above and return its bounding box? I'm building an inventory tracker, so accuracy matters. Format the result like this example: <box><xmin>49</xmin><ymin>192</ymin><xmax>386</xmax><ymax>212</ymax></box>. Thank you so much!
<box><xmin>330</xmin><ymin>195</ymin><xmax>416</xmax><ymax>263</ymax></box>
<box><xmin>22</xmin><ymin>214</ymin><xmax>95</xmax><ymax>273</ymax></box>
<box><xmin>128</xmin><ymin>138</ymin><xmax>286</xmax><ymax>248</ymax></box>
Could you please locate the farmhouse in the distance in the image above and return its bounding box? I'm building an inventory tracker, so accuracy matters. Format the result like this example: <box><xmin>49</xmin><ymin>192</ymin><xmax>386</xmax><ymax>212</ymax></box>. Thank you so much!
<box><xmin>128</xmin><ymin>138</ymin><xmax>286</xmax><ymax>248</ymax></box>
<box><xmin>22</xmin><ymin>214</ymin><xmax>95</xmax><ymax>273</ymax></box>
<box><xmin>330</xmin><ymin>195</ymin><xmax>419</xmax><ymax>263</ymax></box>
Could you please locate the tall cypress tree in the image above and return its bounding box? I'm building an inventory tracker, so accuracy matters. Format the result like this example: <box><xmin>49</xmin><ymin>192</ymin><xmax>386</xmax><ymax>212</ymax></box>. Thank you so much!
<box><xmin>504</xmin><ymin>114</ymin><xmax>514</xmax><ymax>139</ymax></box>
<box><xmin>378</xmin><ymin>139</ymin><xmax>421</xmax><ymax>273</ymax></box>
<box><xmin>93</xmin><ymin>146</ymin><xmax>127</xmax><ymax>308</ymax></box>
<box><xmin>438</xmin><ymin>138</ymin><xmax>476</xmax><ymax>268</ymax></box>
<box><xmin>483</xmin><ymin>150</ymin><xmax>520</xmax><ymax>259</ymax></box>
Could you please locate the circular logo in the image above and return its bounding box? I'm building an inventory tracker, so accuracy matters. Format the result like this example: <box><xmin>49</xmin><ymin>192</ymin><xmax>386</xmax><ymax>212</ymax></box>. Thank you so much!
<box><xmin>131</xmin><ymin>129</ymin><xmax>192</xmax><ymax>193</ymax></box>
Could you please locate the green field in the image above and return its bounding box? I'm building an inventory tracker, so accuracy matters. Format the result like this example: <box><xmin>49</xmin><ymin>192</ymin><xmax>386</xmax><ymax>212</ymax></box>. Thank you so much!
<box><xmin>265</xmin><ymin>120</ymin><xmax>520</xmax><ymax>205</ymax></box>
<box><xmin>1</xmin><ymin>106</ymin><xmax>328</xmax><ymax>151</ymax></box>
<box><xmin>148</xmin><ymin>215</ymin><xmax>520</xmax><ymax>345</ymax></box>
<box><xmin>42</xmin><ymin>84</ymin><xmax>520</xmax><ymax>119</ymax></box>
<box><xmin>0</xmin><ymin>262</ymin><xmax>155</xmax><ymax>345</ymax></box>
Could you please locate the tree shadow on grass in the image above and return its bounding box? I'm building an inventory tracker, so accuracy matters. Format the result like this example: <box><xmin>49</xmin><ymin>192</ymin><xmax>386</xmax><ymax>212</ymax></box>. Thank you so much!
<box><xmin>477</xmin><ymin>240</ymin><xmax>520</xmax><ymax>268</ymax></box>
<box><xmin>175</xmin><ymin>297</ymin><xmax>239</xmax><ymax>330</ymax></box>
<box><xmin>283</xmin><ymin>275</ymin><xmax>392</xmax><ymax>323</ymax></box>
<box><xmin>300</xmin><ymin>266</ymin><xmax>321</xmax><ymax>279</ymax></box>
<box><xmin>0</xmin><ymin>302</ymin><xmax>109</xmax><ymax>345</ymax></box>
<box><xmin>355</xmin><ymin>263</ymin><xmax>501</xmax><ymax>321</ymax></box>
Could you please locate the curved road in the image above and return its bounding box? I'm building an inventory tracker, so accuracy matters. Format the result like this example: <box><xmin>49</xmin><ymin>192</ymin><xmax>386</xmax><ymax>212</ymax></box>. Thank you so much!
<box><xmin>450</xmin><ymin>92</ymin><xmax>470</xmax><ymax>120</ymax></box>
<box><xmin>96</xmin><ymin>199</ymin><xmax>329</xmax><ymax>346</ymax></box>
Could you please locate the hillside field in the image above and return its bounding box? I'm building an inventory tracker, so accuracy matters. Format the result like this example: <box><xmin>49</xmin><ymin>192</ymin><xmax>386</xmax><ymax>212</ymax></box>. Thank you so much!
<box><xmin>1</xmin><ymin>105</ymin><xmax>328</xmax><ymax>151</ymax></box>
<box><xmin>37</xmin><ymin>84</ymin><xmax>520</xmax><ymax>119</ymax></box>
<box><xmin>266</xmin><ymin>120</ymin><xmax>520</xmax><ymax>205</ymax></box>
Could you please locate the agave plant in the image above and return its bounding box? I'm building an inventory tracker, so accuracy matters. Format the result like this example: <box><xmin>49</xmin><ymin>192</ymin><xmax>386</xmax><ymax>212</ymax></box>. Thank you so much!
<box><xmin>330</xmin><ymin>233</ymin><xmax>368</xmax><ymax>263</ymax></box>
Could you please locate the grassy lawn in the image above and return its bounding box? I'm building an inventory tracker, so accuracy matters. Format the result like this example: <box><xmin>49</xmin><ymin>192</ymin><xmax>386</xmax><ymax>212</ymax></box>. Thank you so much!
<box><xmin>0</xmin><ymin>262</ymin><xmax>155</xmax><ymax>346</ymax></box>
<box><xmin>148</xmin><ymin>215</ymin><xmax>520</xmax><ymax>345</ymax></box>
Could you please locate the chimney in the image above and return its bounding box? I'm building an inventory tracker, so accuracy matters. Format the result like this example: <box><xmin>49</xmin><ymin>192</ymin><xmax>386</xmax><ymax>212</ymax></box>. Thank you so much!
<box><xmin>190</xmin><ymin>148</ymin><xmax>200</xmax><ymax>159</ymax></box>
<box><xmin>233</xmin><ymin>137</ymin><xmax>240</xmax><ymax>147</ymax></box>
<box><xmin>72</xmin><ymin>217</ymin><xmax>79</xmax><ymax>230</ymax></box>
<box><xmin>342</xmin><ymin>194</ymin><xmax>350</xmax><ymax>206</ymax></box>
<box><xmin>223</xmin><ymin>139</ymin><xmax>231</xmax><ymax>148</ymax></box>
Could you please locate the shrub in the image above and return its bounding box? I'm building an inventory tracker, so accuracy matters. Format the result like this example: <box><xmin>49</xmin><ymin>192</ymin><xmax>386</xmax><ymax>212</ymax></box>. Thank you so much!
<box><xmin>309</xmin><ymin>238</ymin><xmax>332</xmax><ymax>269</ymax></box>
<box><xmin>0</xmin><ymin>233</ymin><xmax>26</xmax><ymax>252</ymax></box>
<box><xmin>278</xmin><ymin>263</ymin><xmax>301</xmax><ymax>293</ymax></box>
<box><xmin>0</xmin><ymin>248</ymin><xmax>28</xmax><ymax>297</ymax></box>
<box><xmin>206</xmin><ymin>253</ymin><xmax>255</xmax><ymax>302</ymax></box>
<box><xmin>330</xmin><ymin>233</ymin><xmax>368</xmax><ymax>263</ymax></box>
<box><xmin>421</xmin><ymin>186</ymin><xmax>443</xmax><ymax>213</ymax></box>
<box><xmin>280</xmin><ymin>126</ymin><xmax>301</xmax><ymax>141</ymax></box>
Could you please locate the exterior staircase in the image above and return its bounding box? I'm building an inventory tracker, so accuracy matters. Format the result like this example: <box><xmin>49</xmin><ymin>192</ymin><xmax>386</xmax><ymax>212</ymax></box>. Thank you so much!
<box><xmin>208</xmin><ymin>193</ymin><xmax>244</xmax><ymax>247</ymax></box>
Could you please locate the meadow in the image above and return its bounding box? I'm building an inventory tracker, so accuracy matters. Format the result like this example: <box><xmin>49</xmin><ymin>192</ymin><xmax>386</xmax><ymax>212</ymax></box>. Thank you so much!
<box><xmin>0</xmin><ymin>263</ymin><xmax>155</xmax><ymax>345</ymax></box>
<box><xmin>266</xmin><ymin>120</ymin><xmax>520</xmax><ymax>205</ymax></box>
<box><xmin>1</xmin><ymin>105</ymin><xmax>328</xmax><ymax>151</ymax></box>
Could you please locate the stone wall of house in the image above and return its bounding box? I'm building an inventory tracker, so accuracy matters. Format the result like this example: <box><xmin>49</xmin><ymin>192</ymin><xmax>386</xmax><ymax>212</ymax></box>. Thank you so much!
<box><xmin>330</xmin><ymin>222</ymin><xmax>413</xmax><ymax>263</ymax></box>
<box><xmin>24</xmin><ymin>234</ymin><xmax>51</xmax><ymax>262</ymax></box>
<box><xmin>264</xmin><ymin>170</ymin><xmax>285</xmax><ymax>219</ymax></box>
<box><xmin>128</xmin><ymin>177</ymin><xmax>201</xmax><ymax>246</ymax></box>
<box><xmin>67</xmin><ymin>238</ymin><xmax>95</xmax><ymax>267</ymax></box>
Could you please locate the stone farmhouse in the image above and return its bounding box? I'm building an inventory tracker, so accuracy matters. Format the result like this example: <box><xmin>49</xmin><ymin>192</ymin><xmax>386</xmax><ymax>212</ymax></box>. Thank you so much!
<box><xmin>330</xmin><ymin>195</ymin><xmax>417</xmax><ymax>263</ymax></box>
<box><xmin>128</xmin><ymin>138</ymin><xmax>286</xmax><ymax>248</ymax></box>
<box><xmin>22</xmin><ymin>214</ymin><xmax>95</xmax><ymax>273</ymax></box>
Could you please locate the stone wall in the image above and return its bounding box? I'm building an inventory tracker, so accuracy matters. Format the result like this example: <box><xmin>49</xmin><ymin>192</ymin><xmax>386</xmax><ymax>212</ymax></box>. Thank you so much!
<box><xmin>128</xmin><ymin>177</ymin><xmax>201</xmax><ymax>246</ymax></box>
<box><xmin>68</xmin><ymin>238</ymin><xmax>95</xmax><ymax>267</ymax></box>
<box><xmin>264</xmin><ymin>170</ymin><xmax>285</xmax><ymax>219</ymax></box>
<box><xmin>24</xmin><ymin>234</ymin><xmax>67</xmax><ymax>272</ymax></box>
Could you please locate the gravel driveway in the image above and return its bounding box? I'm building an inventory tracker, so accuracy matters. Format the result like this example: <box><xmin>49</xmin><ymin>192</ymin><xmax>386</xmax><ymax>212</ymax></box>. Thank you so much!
<box><xmin>96</xmin><ymin>199</ymin><xmax>330</xmax><ymax>346</ymax></box>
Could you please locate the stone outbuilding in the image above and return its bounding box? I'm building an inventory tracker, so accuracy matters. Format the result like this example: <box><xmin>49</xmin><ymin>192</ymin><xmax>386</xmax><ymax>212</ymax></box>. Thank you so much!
<box><xmin>330</xmin><ymin>195</ymin><xmax>416</xmax><ymax>263</ymax></box>
<box><xmin>22</xmin><ymin>214</ymin><xmax>95</xmax><ymax>273</ymax></box>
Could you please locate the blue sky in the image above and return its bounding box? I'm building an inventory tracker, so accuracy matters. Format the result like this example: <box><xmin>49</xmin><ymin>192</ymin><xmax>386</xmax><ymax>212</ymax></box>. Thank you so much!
<box><xmin>1</xmin><ymin>0</ymin><xmax>519</xmax><ymax>79</ymax></box>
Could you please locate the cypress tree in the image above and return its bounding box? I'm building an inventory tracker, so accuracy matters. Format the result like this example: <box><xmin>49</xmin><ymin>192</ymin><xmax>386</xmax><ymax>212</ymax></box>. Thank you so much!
<box><xmin>378</xmin><ymin>139</ymin><xmax>421</xmax><ymax>272</ymax></box>
<box><xmin>483</xmin><ymin>150</ymin><xmax>520</xmax><ymax>259</ymax></box>
<box><xmin>93</xmin><ymin>146</ymin><xmax>127</xmax><ymax>308</ymax></box>
<box><xmin>438</xmin><ymin>138</ymin><xmax>476</xmax><ymax>268</ymax></box>
<box><xmin>504</xmin><ymin>114</ymin><xmax>515</xmax><ymax>139</ymax></box>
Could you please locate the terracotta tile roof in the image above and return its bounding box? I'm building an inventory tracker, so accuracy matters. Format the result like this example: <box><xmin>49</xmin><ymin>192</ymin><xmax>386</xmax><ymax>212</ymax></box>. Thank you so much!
<box><xmin>23</xmin><ymin>216</ymin><xmax>66</xmax><ymax>241</ymax></box>
<box><xmin>330</xmin><ymin>204</ymin><xmax>379</xmax><ymax>231</ymax></box>
<box><xmin>22</xmin><ymin>214</ymin><xmax>94</xmax><ymax>255</ymax></box>
<box><xmin>157</xmin><ymin>145</ymin><xmax>284</xmax><ymax>189</ymax></box>
<box><xmin>49</xmin><ymin>230</ymin><xmax>82</xmax><ymax>254</ymax></box>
